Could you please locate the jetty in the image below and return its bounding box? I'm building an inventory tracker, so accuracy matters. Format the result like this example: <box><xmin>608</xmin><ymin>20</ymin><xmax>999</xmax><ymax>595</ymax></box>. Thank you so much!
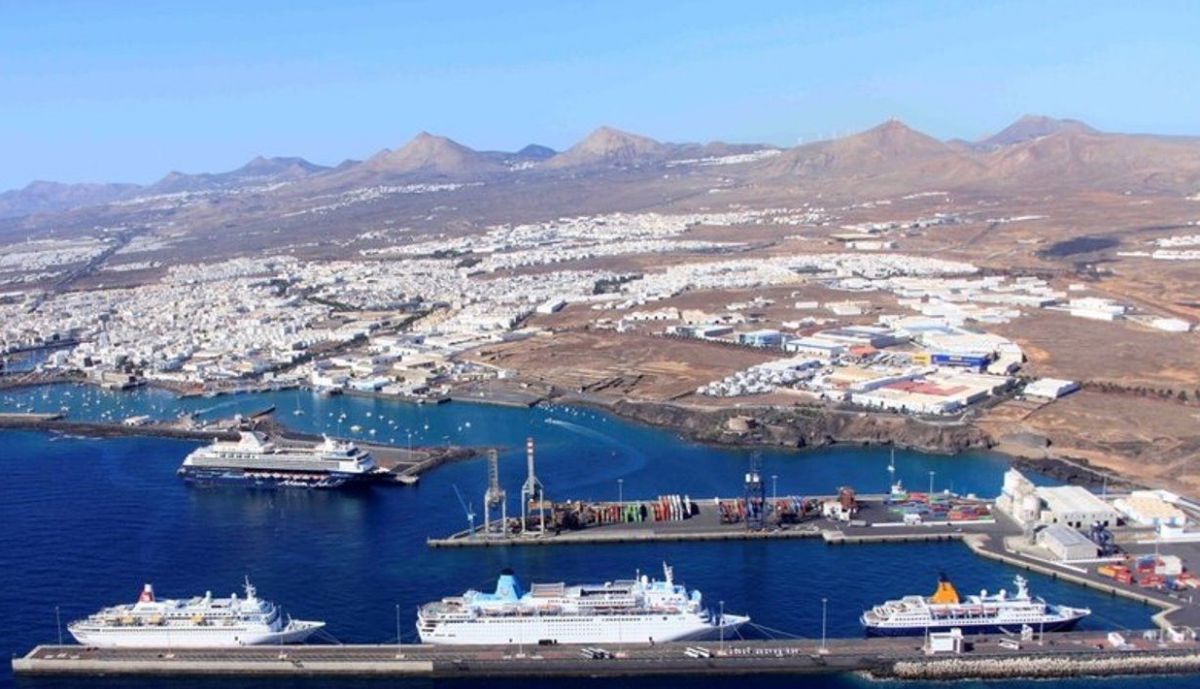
<box><xmin>13</xmin><ymin>632</ymin><xmax>1200</xmax><ymax>680</ymax></box>
<box><xmin>0</xmin><ymin>412</ymin><xmax>479</xmax><ymax>484</ymax></box>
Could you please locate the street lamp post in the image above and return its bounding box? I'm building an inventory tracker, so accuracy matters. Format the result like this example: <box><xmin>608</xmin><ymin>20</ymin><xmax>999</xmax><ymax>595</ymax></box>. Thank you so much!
<box><xmin>928</xmin><ymin>470</ymin><xmax>935</xmax><ymax>496</ymax></box>
<box><xmin>618</xmin><ymin>478</ymin><xmax>623</xmax><ymax>505</ymax></box>
<box><xmin>820</xmin><ymin>597</ymin><xmax>828</xmax><ymax>654</ymax></box>
<box><xmin>395</xmin><ymin>603</ymin><xmax>403</xmax><ymax>657</ymax></box>
<box><xmin>772</xmin><ymin>474</ymin><xmax>778</xmax><ymax>501</ymax></box>
<box><xmin>719</xmin><ymin>600</ymin><xmax>725</xmax><ymax>653</ymax></box>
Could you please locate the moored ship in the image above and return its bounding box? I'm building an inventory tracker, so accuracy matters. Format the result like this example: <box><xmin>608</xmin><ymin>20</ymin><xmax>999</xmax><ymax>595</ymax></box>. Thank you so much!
<box><xmin>417</xmin><ymin>563</ymin><xmax>748</xmax><ymax>645</ymax></box>
<box><xmin>861</xmin><ymin>574</ymin><xmax>1090</xmax><ymax>636</ymax></box>
<box><xmin>68</xmin><ymin>580</ymin><xmax>324</xmax><ymax>648</ymax></box>
<box><xmin>177</xmin><ymin>431</ymin><xmax>377</xmax><ymax>488</ymax></box>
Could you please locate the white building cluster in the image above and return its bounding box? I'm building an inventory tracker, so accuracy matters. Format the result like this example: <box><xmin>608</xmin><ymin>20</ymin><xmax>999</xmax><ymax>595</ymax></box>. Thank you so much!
<box><xmin>698</xmin><ymin>358</ymin><xmax>820</xmax><ymax>397</ymax></box>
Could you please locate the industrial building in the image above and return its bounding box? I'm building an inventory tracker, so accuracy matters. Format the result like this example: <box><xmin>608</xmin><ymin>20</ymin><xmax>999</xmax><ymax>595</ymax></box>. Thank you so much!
<box><xmin>1024</xmin><ymin>378</ymin><xmax>1080</xmax><ymax>401</ymax></box>
<box><xmin>1035</xmin><ymin>486</ymin><xmax>1120</xmax><ymax>529</ymax></box>
<box><xmin>1114</xmin><ymin>491</ymin><xmax>1187</xmax><ymax>528</ymax></box>
<box><xmin>783</xmin><ymin>337</ymin><xmax>846</xmax><ymax>358</ymax></box>
<box><xmin>1036</xmin><ymin>523</ymin><xmax>1098</xmax><ymax>561</ymax></box>
<box><xmin>811</xmin><ymin>325</ymin><xmax>906</xmax><ymax>349</ymax></box>
<box><xmin>667</xmin><ymin>324</ymin><xmax>734</xmax><ymax>339</ymax></box>
<box><xmin>997</xmin><ymin>470</ymin><xmax>1119</xmax><ymax>530</ymax></box>
<box><xmin>1069</xmin><ymin>297</ymin><xmax>1127</xmax><ymax>321</ymax></box>
<box><xmin>929</xmin><ymin>353</ymin><xmax>990</xmax><ymax>370</ymax></box>
<box><xmin>847</xmin><ymin>370</ymin><xmax>1012</xmax><ymax>416</ymax></box>
<box><xmin>736</xmin><ymin>329</ymin><xmax>784</xmax><ymax>348</ymax></box>
<box><xmin>996</xmin><ymin>469</ymin><xmax>1041</xmax><ymax>527</ymax></box>
<box><xmin>535</xmin><ymin>299</ymin><xmax>566</xmax><ymax>315</ymax></box>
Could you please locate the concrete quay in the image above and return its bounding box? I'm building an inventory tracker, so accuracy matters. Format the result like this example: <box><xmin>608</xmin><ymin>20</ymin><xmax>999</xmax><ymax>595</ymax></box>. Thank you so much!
<box><xmin>14</xmin><ymin>633</ymin><xmax>1200</xmax><ymax>680</ymax></box>
<box><xmin>428</xmin><ymin>494</ymin><xmax>998</xmax><ymax>548</ymax></box>
<box><xmin>0</xmin><ymin>413</ymin><xmax>477</xmax><ymax>484</ymax></box>
<box><xmin>429</xmin><ymin>503</ymin><xmax>1200</xmax><ymax>631</ymax></box>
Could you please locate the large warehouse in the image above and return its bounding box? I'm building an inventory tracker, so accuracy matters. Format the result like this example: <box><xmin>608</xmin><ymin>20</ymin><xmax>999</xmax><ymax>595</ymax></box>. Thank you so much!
<box><xmin>1037</xmin><ymin>524</ymin><xmax>1098</xmax><ymax>562</ymax></box>
<box><xmin>1036</xmin><ymin>485</ymin><xmax>1120</xmax><ymax>528</ymax></box>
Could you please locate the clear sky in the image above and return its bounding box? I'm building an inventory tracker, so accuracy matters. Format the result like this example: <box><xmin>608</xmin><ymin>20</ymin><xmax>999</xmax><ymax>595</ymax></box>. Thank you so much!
<box><xmin>2</xmin><ymin>0</ymin><xmax>1198</xmax><ymax>189</ymax></box>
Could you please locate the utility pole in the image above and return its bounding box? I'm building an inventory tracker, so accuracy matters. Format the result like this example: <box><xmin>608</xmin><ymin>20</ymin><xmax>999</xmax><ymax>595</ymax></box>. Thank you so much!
<box><xmin>395</xmin><ymin>603</ymin><xmax>404</xmax><ymax>657</ymax></box>
<box><xmin>719</xmin><ymin>600</ymin><xmax>725</xmax><ymax>653</ymax></box>
<box><xmin>820</xmin><ymin>597</ymin><xmax>828</xmax><ymax>654</ymax></box>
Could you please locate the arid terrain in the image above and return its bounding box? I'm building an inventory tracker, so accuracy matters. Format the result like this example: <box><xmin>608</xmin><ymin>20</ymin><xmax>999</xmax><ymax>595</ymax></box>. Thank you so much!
<box><xmin>5</xmin><ymin>115</ymin><xmax>1200</xmax><ymax>494</ymax></box>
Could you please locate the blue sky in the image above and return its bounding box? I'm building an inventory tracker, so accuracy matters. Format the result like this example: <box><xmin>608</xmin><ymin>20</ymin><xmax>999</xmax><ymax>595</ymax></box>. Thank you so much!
<box><xmin>2</xmin><ymin>1</ymin><xmax>1198</xmax><ymax>189</ymax></box>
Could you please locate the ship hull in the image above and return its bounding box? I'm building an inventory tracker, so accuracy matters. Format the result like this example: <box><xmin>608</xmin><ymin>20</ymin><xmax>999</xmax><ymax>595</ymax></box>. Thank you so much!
<box><xmin>69</xmin><ymin>621</ymin><xmax>324</xmax><ymax>648</ymax></box>
<box><xmin>419</xmin><ymin>614</ymin><xmax>748</xmax><ymax>646</ymax></box>
<box><xmin>177</xmin><ymin>466</ymin><xmax>367</xmax><ymax>489</ymax></box>
<box><xmin>863</xmin><ymin>616</ymin><xmax>1083</xmax><ymax>637</ymax></box>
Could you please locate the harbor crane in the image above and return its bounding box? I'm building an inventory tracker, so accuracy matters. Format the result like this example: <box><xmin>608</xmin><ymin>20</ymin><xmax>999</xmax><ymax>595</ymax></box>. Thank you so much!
<box><xmin>452</xmin><ymin>484</ymin><xmax>476</xmax><ymax>539</ymax></box>
<box><xmin>745</xmin><ymin>452</ymin><xmax>765</xmax><ymax>531</ymax></box>
<box><xmin>520</xmin><ymin>437</ymin><xmax>546</xmax><ymax>536</ymax></box>
<box><xmin>482</xmin><ymin>449</ymin><xmax>506</xmax><ymax>539</ymax></box>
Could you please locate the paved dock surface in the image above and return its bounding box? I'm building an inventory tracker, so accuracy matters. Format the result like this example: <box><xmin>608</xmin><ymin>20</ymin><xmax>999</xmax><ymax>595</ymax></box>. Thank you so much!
<box><xmin>428</xmin><ymin>495</ymin><xmax>997</xmax><ymax>547</ymax></box>
<box><xmin>430</xmin><ymin>500</ymin><xmax>1200</xmax><ymax>630</ymax></box>
<box><xmin>14</xmin><ymin>633</ymin><xmax>1200</xmax><ymax>679</ymax></box>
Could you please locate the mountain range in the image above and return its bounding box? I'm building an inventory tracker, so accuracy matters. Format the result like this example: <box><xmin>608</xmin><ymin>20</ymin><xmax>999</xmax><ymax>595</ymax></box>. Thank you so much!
<box><xmin>4</xmin><ymin>115</ymin><xmax>1200</xmax><ymax>220</ymax></box>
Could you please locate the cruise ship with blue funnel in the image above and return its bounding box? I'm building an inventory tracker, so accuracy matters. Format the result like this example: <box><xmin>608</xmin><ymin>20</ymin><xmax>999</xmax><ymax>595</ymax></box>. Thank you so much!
<box><xmin>417</xmin><ymin>563</ymin><xmax>748</xmax><ymax>645</ymax></box>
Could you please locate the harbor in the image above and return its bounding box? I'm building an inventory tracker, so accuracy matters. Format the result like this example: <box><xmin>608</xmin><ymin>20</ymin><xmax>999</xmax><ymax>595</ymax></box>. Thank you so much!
<box><xmin>2</xmin><ymin>384</ymin><xmax>1199</xmax><ymax>688</ymax></box>
<box><xmin>13</xmin><ymin>632</ymin><xmax>1200</xmax><ymax>680</ymax></box>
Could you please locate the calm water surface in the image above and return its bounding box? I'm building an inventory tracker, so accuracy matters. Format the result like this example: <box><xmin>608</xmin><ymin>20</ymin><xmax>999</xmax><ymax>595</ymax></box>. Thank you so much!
<box><xmin>0</xmin><ymin>386</ymin><xmax>1171</xmax><ymax>688</ymax></box>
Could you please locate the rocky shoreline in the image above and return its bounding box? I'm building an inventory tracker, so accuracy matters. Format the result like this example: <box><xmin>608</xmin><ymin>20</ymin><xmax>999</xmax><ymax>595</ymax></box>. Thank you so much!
<box><xmin>553</xmin><ymin>394</ymin><xmax>1159</xmax><ymax>491</ymax></box>
<box><xmin>0</xmin><ymin>377</ymin><xmax>1150</xmax><ymax>490</ymax></box>
<box><xmin>565</xmin><ymin>394</ymin><xmax>992</xmax><ymax>455</ymax></box>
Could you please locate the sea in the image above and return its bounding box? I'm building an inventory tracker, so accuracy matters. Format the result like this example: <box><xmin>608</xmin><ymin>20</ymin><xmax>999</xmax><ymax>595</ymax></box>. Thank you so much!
<box><xmin>0</xmin><ymin>384</ymin><xmax>1193</xmax><ymax>688</ymax></box>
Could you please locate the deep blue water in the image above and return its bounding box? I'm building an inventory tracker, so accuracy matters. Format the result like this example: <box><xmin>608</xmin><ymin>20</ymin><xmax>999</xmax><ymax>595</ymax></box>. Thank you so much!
<box><xmin>0</xmin><ymin>386</ymin><xmax>1178</xmax><ymax>688</ymax></box>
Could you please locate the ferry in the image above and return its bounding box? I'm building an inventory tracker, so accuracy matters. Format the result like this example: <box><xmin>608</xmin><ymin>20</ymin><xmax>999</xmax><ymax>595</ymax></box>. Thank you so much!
<box><xmin>861</xmin><ymin>574</ymin><xmax>1090</xmax><ymax>636</ymax></box>
<box><xmin>68</xmin><ymin>580</ymin><xmax>324</xmax><ymax>648</ymax></box>
<box><xmin>417</xmin><ymin>563</ymin><xmax>748</xmax><ymax>645</ymax></box>
<box><xmin>177</xmin><ymin>431</ymin><xmax>377</xmax><ymax>488</ymax></box>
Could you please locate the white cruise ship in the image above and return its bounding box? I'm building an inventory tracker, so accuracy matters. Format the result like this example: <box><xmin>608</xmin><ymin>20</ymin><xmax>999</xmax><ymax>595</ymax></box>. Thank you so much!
<box><xmin>417</xmin><ymin>563</ymin><xmax>748</xmax><ymax>645</ymax></box>
<box><xmin>861</xmin><ymin>574</ymin><xmax>1090</xmax><ymax>636</ymax></box>
<box><xmin>69</xmin><ymin>580</ymin><xmax>324</xmax><ymax>648</ymax></box>
<box><xmin>178</xmin><ymin>431</ymin><xmax>377</xmax><ymax>488</ymax></box>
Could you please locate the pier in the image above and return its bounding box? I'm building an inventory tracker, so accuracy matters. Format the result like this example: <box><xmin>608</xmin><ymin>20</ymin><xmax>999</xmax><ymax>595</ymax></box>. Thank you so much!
<box><xmin>14</xmin><ymin>632</ymin><xmax>1200</xmax><ymax>680</ymax></box>
<box><xmin>0</xmin><ymin>412</ymin><xmax>479</xmax><ymax>484</ymax></box>
<box><xmin>428</xmin><ymin>494</ymin><xmax>1200</xmax><ymax>631</ymax></box>
<box><xmin>427</xmin><ymin>493</ymin><xmax>1000</xmax><ymax>548</ymax></box>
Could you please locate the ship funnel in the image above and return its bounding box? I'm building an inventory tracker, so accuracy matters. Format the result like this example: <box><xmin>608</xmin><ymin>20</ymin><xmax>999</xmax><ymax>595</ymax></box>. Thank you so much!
<box><xmin>494</xmin><ymin>569</ymin><xmax>524</xmax><ymax>601</ymax></box>
<box><xmin>930</xmin><ymin>574</ymin><xmax>960</xmax><ymax>605</ymax></box>
<box><xmin>139</xmin><ymin>584</ymin><xmax>155</xmax><ymax>603</ymax></box>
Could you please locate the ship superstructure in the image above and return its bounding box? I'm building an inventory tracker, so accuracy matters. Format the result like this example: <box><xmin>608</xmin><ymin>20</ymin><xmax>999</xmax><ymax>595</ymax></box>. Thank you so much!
<box><xmin>177</xmin><ymin>431</ymin><xmax>376</xmax><ymax>488</ymax></box>
<box><xmin>68</xmin><ymin>580</ymin><xmax>324</xmax><ymax>648</ymax></box>
<box><xmin>417</xmin><ymin>563</ymin><xmax>748</xmax><ymax>645</ymax></box>
<box><xmin>861</xmin><ymin>574</ymin><xmax>1090</xmax><ymax>636</ymax></box>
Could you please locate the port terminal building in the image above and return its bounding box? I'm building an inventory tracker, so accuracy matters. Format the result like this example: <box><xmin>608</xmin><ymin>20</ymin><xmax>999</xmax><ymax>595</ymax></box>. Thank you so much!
<box><xmin>997</xmin><ymin>469</ymin><xmax>1120</xmax><ymax>529</ymax></box>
